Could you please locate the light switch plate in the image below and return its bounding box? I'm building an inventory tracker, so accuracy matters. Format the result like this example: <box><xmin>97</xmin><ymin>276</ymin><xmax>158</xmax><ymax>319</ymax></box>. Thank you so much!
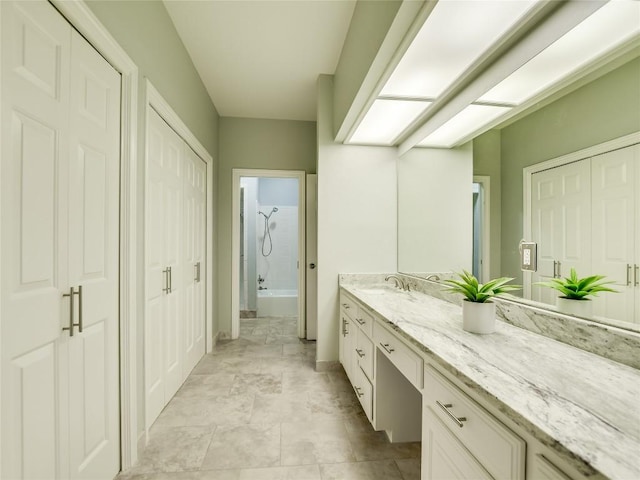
<box><xmin>520</xmin><ymin>242</ymin><xmax>537</xmax><ymax>271</ymax></box>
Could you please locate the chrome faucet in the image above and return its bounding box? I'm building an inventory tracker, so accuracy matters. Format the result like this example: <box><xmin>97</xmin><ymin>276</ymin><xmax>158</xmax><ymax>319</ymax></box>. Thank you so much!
<box><xmin>385</xmin><ymin>274</ymin><xmax>410</xmax><ymax>291</ymax></box>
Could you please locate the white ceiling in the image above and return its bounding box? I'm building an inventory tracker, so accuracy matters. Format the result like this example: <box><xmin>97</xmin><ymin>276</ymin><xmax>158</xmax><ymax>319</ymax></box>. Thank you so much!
<box><xmin>163</xmin><ymin>0</ymin><xmax>357</xmax><ymax>121</ymax></box>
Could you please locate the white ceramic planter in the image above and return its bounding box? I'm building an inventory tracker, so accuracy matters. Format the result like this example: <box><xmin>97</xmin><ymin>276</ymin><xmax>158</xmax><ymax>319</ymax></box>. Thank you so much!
<box><xmin>556</xmin><ymin>297</ymin><xmax>593</xmax><ymax>318</ymax></box>
<box><xmin>462</xmin><ymin>301</ymin><xmax>496</xmax><ymax>334</ymax></box>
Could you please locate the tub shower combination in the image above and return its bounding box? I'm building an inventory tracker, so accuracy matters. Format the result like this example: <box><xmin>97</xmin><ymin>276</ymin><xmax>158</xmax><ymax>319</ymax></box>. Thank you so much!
<box><xmin>257</xmin><ymin>289</ymin><xmax>298</xmax><ymax>317</ymax></box>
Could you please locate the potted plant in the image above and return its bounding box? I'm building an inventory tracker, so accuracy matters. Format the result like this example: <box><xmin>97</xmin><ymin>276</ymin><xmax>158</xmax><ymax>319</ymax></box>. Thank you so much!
<box><xmin>536</xmin><ymin>268</ymin><xmax>617</xmax><ymax>317</ymax></box>
<box><xmin>443</xmin><ymin>270</ymin><xmax>520</xmax><ymax>334</ymax></box>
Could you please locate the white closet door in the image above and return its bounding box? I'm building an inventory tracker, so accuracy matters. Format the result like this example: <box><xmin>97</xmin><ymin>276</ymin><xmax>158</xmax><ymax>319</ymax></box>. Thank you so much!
<box><xmin>1</xmin><ymin>2</ymin><xmax>71</xmax><ymax>477</ymax></box>
<box><xmin>145</xmin><ymin>108</ymin><xmax>185</xmax><ymax>426</ymax></box>
<box><xmin>636</xmin><ymin>151</ymin><xmax>640</xmax><ymax>325</ymax></box>
<box><xmin>183</xmin><ymin>145</ymin><xmax>207</xmax><ymax>375</ymax></box>
<box><xmin>1</xmin><ymin>2</ymin><xmax>121</xmax><ymax>478</ymax></box>
<box><xmin>531</xmin><ymin>161</ymin><xmax>591</xmax><ymax>305</ymax></box>
<box><xmin>67</xmin><ymin>29</ymin><xmax>121</xmax><ymax>480</ymax></box>
<box><xmin>160</xmin><ymin>117</ymin><xmax>184</xmax><ymax>403</ymax></box>
<box><xmin>591</xmin><ymin>145</ymin><xmax>638</xmax><ymax>324</ymax></box>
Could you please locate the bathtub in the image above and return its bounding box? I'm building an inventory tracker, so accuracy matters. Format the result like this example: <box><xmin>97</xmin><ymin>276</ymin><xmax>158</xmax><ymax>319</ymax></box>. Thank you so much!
<box><xmin>257</xmin><ymin>289</ymin><xmax>298</xmax><ymax>317</ymax></box>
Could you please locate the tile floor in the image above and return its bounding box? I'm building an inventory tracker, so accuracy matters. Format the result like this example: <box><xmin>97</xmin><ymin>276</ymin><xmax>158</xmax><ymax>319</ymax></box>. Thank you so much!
<box><xmin>120</xmin><ymin>316</ymin><xmax>421</xmax><ymax>480</ymax></box>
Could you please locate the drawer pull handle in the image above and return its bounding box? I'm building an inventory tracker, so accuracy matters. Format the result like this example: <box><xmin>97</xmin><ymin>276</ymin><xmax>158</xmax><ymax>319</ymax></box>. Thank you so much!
<box><xmin>354</xmin><ymin>386</ymin><xmax>364</xmax><ymax>397</ymax></box>
<box><xmin>627</xmin><ymin>264</ymin><xmax>632</xmax><ymax>286</ymax></box>
<box><xmin>342</xmin><ymin>303</ymin><xmax>350</xmax><ymax>309</ymax></box>
<box><xmin>436</xmin><ymin>400</ymin><xmax>467</xmax><ymax>428</ymax></box>
<box><xmin>356</xmin><ymin>318</ymin><xmax>365</xmax><ymax>325</ymax></box>
<box><xmin>355</xmin><ymin>348</ymin><xmax>365</xmax><ymax>358</ymax></box>
<box><xmin>380</xmin><ymin>342</ymin><xmax>395</xmax><ymax>354</ymax></box>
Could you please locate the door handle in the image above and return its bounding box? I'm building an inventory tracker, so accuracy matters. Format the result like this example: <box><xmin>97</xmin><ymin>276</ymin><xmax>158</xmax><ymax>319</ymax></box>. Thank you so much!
<box><xmin>553</xmin><ymin>261</ymin><xmax>557</xmax><ymax>279</ymax></box>
<box><xmin>309</xmin><ymin>263</ymin><xmax>316</xmax><ymax>269</ymax></box>
<box><xmin>169</xmin><ymin>266</ymin><xmax>172</xmax><ymax>292</ymax></box>
<box><xmin>627</xmin><ymin>264</ymin><xmax>632</xmax><ymax>286</ymax></box>
<box><xmin>62</xmin><ymin>286</ymin><xmax>81</xmax><ymax>336</ymax></box>
<box><xmin>194</xmin><ymin>262</ymin><xmax>201</xmax><ymax>282</ymax></box>
<box><xmin>556</xmin><ymin>261</ymin><xmax>561</xmax><ymax>278</ymax></box>
<box><xmin>77</xmin><ymin>285</ymin><xmax>83</xmax><ymax>334</ymax></box>
<box><xmin>162</xmin><ymin>267</ymin><xmax>172</xmax><ymax>294</ymax></box>
<box><xmin>635</xmin><ymin>264</ymin><xmax>639</xmax><ymax>287</ymax></box>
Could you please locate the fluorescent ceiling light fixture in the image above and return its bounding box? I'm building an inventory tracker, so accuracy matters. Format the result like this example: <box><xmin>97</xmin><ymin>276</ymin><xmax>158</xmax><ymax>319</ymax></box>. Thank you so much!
<box><xmin>348</xmin><ymin>99</ymin><xmax>430</xmax><ymax>145</ymax></box>
<box><xmin>479</xmin><ymin>1</ymin><xmax>640</xmax><ymax>104</ymax></box>
<box><xmin>417</xmin><ymin>104</ymin><xmax>510</xmax><ymax>148</ymax></box>
<box><xmin>381</xmin><ymin>0</ymin><xmax>538</xmax><ymax>98</ymax></box>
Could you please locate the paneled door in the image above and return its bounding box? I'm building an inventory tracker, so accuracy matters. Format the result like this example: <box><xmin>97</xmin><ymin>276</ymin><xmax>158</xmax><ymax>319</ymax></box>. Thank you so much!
<box><xmin>145</xmin><ymin>108</ymin><xmax>185</xmax><ymax>427</ymax></box>
<box><xmin>530</xmin><ymin>161</ymin><xmax>591</xmax><ymax>305</ymax></box>
<box><xmin>67</xmin><ymin>26</ymin><xmax>122</xmax><ymax>480</ymax></box>
<box><xmin>0</xmin><ymin>1</ymin><xmax>121</xmax><ymax>479</ymax></box>
<box><xmin>591</xmin><ymin>145</ymin><xmax>639</xmax><ymax>324</ymax></box>
<box><xmin>183</xmin><ymin>145</ymin><xmax>207</xmax><ymax>374</ymax></box>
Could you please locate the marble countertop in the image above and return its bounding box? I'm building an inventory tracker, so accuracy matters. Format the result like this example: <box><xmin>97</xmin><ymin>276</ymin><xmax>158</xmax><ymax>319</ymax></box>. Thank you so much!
<box><xmin>340</xmin><ymin>283</ymin><xmax>640</xmax><ymax>480</ymax></box>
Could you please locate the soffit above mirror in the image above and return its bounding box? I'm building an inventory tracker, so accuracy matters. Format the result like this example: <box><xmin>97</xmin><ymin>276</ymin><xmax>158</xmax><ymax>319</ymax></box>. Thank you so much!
<box><xmin>345</xmin><ymin>0</ymin><xmax>640</xmax><ymax>150</ymax></box>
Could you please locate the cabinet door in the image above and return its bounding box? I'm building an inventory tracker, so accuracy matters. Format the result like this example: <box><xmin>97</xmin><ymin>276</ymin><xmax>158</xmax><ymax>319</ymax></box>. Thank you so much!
<box><xmin>339</xmin><ymin>312</ymin><xmax>354</xmax><ymax>382</ymax></box>
<box><xmin>530</xmin><ymin>454</ymin><xmax>573</xmax><ymax>480</ymax></box>
<box><xmin>422</xmin><ymin>408</ymin><xmax>492</xmax><ymax>480</ymax></box>
<box><xmin>531</xmin><ymin>160</ymin><xmax>591</xmax><ymax>305</ymax></box>
<box><xmin>353</xmin><ymin>364</ymin><xmax>373</xmax><ymax>423</ymax></box>
<box><xmin>591</xmin><ymin>146</ymin><xmax>637</xmax><ymax>324</ymax></box>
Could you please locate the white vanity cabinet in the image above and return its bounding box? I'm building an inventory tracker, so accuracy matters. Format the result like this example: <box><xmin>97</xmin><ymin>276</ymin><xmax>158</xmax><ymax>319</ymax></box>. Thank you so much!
<box><xmin>422</xmin><ymin>364</ymin><xmax>526</xmax><ymax>480</ymax></box>
<box><xmin>339</xmin><ymin>293</ymin><xmax>375</xmax><ymax>421</ymax></box>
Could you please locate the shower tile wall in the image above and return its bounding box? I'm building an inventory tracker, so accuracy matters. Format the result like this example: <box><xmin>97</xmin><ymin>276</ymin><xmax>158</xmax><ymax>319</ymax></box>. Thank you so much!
<box><xmin>257</xmin><ymin>204</ymin><xmax>298</xmax><ymax>291</ymax></box>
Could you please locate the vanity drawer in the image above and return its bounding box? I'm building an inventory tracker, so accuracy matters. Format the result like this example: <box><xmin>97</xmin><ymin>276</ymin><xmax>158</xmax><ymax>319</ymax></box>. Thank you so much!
<box><xmin>353</xmin><ymin>365</ymin><xmax>373</xmax><ymax>423</ymax></box>
<box><xmin>354</xmin><ymin>305</ymin><xmax>374</xmax><ymax>339</ymax></box>
<box><xmin>340</xmin><ymin>294</ymin><xmax>356</xmax><ymax>320</ymax></box>
<box><xmin>356</xmin><ymin>328</ymin><xmax>374</xmax><ymax>381</ymax></box>
<box><xmin>424</xmin><ymin>365</ymin><xmax>526</xmax><ymax>480</ymax></box>
<box><xmin>373</xmin><ymin>322</ymin><xmax>422</xmax><ymax>389</ymax></box>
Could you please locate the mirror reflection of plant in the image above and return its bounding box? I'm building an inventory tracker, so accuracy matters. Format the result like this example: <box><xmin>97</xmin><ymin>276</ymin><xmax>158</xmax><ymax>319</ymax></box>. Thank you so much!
<box><xmin>443</xmin><ymin>270</ymin><xmax>521</xmax><ymax>303</ymax></box>
<box><xmin>536</xmin><ymin>268</ymin><xmax>618</xmax><ymax>300</ymax></box>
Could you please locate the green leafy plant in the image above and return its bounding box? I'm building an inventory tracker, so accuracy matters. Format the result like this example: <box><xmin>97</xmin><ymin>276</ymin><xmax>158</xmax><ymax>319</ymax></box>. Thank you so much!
<box><xmin>443</xmin><ymin>270</ymin><xmax>521</xmax><ymax>303</ymax></box>
<box><xmin>536</xmin><ymin>268</ymin><xmax>617</xmax><ymax>300</ymax></box>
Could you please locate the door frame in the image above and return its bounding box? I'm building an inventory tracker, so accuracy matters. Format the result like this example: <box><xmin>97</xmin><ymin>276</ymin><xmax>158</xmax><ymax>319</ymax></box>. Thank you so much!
<box><xmin>522</xmin><ymin>131</ymin><xmax>640</xmax><ymax>297</ymax></box>
<box><xmin>47</xmin><ymin>0</ymin><xmax>140</xmax><ymax>469</ymax></box>
<box><xmin>231</xmin><ymin>169</ymin><xmax>306</xmax><ymax>339</ymax></box>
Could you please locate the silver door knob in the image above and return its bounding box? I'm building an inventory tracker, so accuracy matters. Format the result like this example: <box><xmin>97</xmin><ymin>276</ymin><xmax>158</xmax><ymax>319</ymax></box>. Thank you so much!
<box><xmin>309</xmin><ymin>263</ymin><xmax>316</xmax><ymax>269</ymax></box>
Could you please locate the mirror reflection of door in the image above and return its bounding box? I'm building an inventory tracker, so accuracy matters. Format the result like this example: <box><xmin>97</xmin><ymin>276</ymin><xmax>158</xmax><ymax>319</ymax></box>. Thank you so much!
<box><xmin>472</xmin><ymin>176</ymin><xmax>490</xmax><ymax>283</ymax></box>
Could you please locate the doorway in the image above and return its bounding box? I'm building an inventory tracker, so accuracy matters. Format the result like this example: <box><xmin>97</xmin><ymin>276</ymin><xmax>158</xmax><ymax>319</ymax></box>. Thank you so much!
<box><xmin>472</xmin><ymin>176</ymin><xmax>490</xmax><ymax>282</ymax></box>
<box><xmin>232</xmin><ymin>170</ymin><xmax>306</xmax><ymax>339</ymax></box>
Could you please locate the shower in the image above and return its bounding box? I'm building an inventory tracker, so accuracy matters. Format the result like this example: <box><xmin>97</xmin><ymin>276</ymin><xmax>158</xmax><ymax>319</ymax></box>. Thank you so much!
<box><xmin>259</xmin><ymin>207</ymin><xmax>278</xmax><ymax>256</ymax></box>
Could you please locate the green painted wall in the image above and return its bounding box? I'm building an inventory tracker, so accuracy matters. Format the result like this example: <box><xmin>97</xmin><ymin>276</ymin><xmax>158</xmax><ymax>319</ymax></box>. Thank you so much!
<box><xmin>217</xmin><ymin>118</ymin><xmax>317</xmax><ymax>335</ymax></box>
<box><xmin>473</xmin><ymin>130</ymin><xmax>501</xmax><ymax>280</ymax></box>
<box><xmin>332</xmin><ymin>0</ymin><xmax>402</xmax><ymax>137</ymax></box>
<box><xmin>87</xmin><ymin>0</ymin><xmax>219</xmax><ymax>156</ymax></box>
<box><xmin>86</xmin><ymin>0</ymin><xmax>220</xmax><ymax>435</ymax></box>
<box><xmin>501</xmin><ymin>58</ymin><xmax>640</xmax><ymax>283</ymax></box>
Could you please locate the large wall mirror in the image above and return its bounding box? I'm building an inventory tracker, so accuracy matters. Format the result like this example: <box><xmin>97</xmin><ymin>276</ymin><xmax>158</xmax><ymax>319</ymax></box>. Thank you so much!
<box><xmin>398</xmin><ymin>55</ymin><xmax>640</xmax><ymax>332</ymax></box>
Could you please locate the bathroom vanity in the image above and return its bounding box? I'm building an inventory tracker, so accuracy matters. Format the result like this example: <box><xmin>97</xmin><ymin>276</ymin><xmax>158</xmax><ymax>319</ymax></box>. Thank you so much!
<box><xmin>338</xmin><ymin>275</ymin><xmax>640</xmax><ymax>480</ymax></box>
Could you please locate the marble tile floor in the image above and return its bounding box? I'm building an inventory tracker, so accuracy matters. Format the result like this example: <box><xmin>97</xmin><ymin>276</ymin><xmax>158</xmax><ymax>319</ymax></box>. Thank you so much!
<box><xmin>119</xmin><ymin>316</ymin><xmax>421</xmax><ymax>480</ymax></box>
